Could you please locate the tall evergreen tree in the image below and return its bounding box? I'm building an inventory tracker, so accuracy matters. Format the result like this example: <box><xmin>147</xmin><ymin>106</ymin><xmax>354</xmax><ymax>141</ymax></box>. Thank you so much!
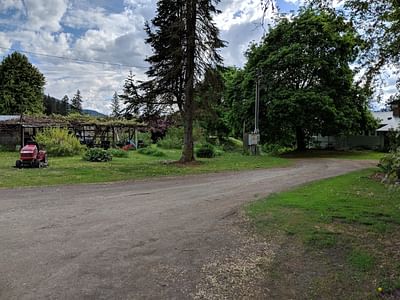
<box><xmin>110</xmin><ymin>91</ymin><xmax>121</xmax><ymax>118</ymax></box>
<box><xmin>119</xmin><ymin>71</ymin><xmax>140</xmax><ymax>117</ymax></box>
<box><xmin>71</xmin><ymin>90</ymin><xmax>83</xmax><ymax>114</ymax></box>
<box><xmin>144</xmin><ymin>0</ymin><xmax>225</xmax><ymax>162</ymax></box>
<box><xmin>61</xmin><ymin>95</ymin><xmax>69</xmax><ymax>115</ymax></box>
<box><xmin>0</xmin><ymin>52</ymin><xmax>45</xmax><ymax>115</ymax></box>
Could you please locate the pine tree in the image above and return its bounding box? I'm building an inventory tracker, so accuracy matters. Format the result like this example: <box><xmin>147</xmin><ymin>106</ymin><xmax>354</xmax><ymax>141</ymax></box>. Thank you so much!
<box><xmin>110</xmin><ymin>91</ymin><xmax>121</xmax><ymax>118</ymax></box>
<box><xmin>144</xmin><ymin>0</ymin><xmax>225</xmax><ymax>162</ymax></box>
<box><xmin>61</xmin><ymin>95</ymin><xmax>69</xmax><ymax>115</ymax></box>
<box><xmin>119</xmin><ymin>71</ymin><xmax>141</xmax><ymax>117</ymax></box>
<box><xmin>71</xmin><ymin>90</ymin><xmax>83</xmax><ymax>114</ymax></box>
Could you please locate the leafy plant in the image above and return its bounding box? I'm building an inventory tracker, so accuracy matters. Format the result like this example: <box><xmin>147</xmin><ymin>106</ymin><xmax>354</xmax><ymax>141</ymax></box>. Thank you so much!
<box><xmin>196</xmin><ymin>143</ymin><xmax>216</xmax><ymax>158</ymax></box>
<box><xmin>83</xmin><ymin>148</ymin><xmax>112</xmax><ymax>162</ymax></box>
<box><xmin>221</xmin><ymin>137</ymin><xmax>243</xmax><ymax>152</ymax></box>
<box><xmin>108</xmin><ymin>148</ymin><xmax>128</xmax><ymax>158</ymax></box>
<box><xmin>387</xmin><ymin>129</ymin><xmax>400</xmax><ymax>152</ymax></box>
<box><xmin>262</xmin><ymin>143</ymin><xmax>294</xmax><ymax>156</ymax></box>
<box><xmin>157</xmin><ymin>127</ymin><xmax>183</xmax><ymax>149</ymax></box>
<box><xmin>137</xmin><ymin>131</ymin><xmax>152</xmax><ymax>147</ymax></box>
<box><xmin>378</xmin><ymin>147</ymin><xmax>400</xmax><ymax>183</ymax></box>
<box><xmin>35</xmin><ymin>127</ymin><xmax>85</xmax><ymax>156</ymax></box>
<box><xmin>137</xmin><ymin>145</ymin><xmax>166</xmax><ymax>157</ymax></box>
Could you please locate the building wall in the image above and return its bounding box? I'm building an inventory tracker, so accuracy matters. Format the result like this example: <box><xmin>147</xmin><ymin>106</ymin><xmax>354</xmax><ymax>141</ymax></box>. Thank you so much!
<box><xmin>313</xmin><ymin>135</ymin><xmax>384</xmax><ymax>150</ymax></box>
<box><xmin>0</xmin><ymin>127</ymin><xmax>20</xmax><ymax>150</ymax></box>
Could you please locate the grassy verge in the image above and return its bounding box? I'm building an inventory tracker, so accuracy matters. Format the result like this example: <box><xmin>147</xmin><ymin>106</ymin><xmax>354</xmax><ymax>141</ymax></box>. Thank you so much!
<box><xmin>0</xmin><ymin>150</ymin><xmax>290</xmax><ymax>188</ymax></box>
<box><xmin>281</xmin><ymin>149</ymin><xmax>384</xmax><ymax>160</ymax></box>
<box><xmin>247</xmin><ymin>169</ymin><xmax>400</xmax><ymax>299</ymax></box>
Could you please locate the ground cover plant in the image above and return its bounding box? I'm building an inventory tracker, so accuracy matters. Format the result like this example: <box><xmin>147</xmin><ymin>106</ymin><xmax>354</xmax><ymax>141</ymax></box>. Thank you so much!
<box><xmin>0</xmin><ymin>148</ymin><xmax>290</xmax><ymax>188</ymax></box>
<box><xmin>247</xmin><ymin>169</ymin><xmax>400</xmax><ymax>299</ymax></box>
<box><xmin>83</xmin><ymin>148</ymin><xmax>112</xmax><ymax>162</ymax></box>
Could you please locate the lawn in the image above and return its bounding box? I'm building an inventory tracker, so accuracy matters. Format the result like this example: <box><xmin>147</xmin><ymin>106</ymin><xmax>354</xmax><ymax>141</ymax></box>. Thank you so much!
<box><xmin>281</xmin><ymin>149</ymin><xmax>385</xmax><ymax>160</ymax></box>
<box><xmin>0</xmin><ymin>149</ymin><xmax>290</xmax><ymax>188</ymax></box>
<box><xmin>247</xmin><ymin>169</ymin><xmax>400</xmax><ymax>299</ymax></box>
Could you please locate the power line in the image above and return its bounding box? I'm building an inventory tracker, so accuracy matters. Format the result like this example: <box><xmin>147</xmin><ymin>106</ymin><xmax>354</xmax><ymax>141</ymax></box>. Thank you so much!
<box><xmin>0</xmin><ymin>46</ymin><xmax>148</xmax><ymax>69</ymax></box>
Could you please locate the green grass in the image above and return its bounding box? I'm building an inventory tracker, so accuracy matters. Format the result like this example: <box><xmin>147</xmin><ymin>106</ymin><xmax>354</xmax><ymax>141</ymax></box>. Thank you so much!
<box><xmin>281</xmin><ymin>149</ymin><xmax>384</xmax><ymax>160</ymax></box>
<box><xmin>247</xmin><ymin>169</ymin><xmax>400</xmax><ymax>299</ymax></box>
<box><xmin>0</xmin><ymin>149</ymin><xmax>290</xmax><ymax>188</ymax></box>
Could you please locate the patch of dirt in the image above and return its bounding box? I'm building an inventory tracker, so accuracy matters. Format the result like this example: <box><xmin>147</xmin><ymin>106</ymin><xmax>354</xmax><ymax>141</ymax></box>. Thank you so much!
<box><xmin>370</xmin><ymin>172</ymin><xmax>386</xmax><ymax>182</ymax></box>
<box><xmin>193</xmin><ymin>215</ymin><xmax>281</xmax><ymax>299</ymax></box>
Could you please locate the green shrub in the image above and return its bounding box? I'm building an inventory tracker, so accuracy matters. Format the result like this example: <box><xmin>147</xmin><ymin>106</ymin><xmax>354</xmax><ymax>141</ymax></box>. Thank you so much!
<box><xmin>83</xmin><ymin>148</ymin><xmax>112</xmax><ymax>162</ymax></box>
<box><xmin>221</xmin><ymin>137</ymin><xmax>243</xmax><ymax>152</ymax></box>
<box><xmin>387</xmin><ymin>130</ymin><xmax>400</xmax><ymax>151</ymax></box>
<box><xmin>262</xmin><ymin>143</ymin><xmax>294</xmax><ymax>156</ymax></box>
<box><xmin>157</xmin><ymin>127</ymin><xmax>183</xmax><ymax>149</ymax></box>
<box><xmin>157</xmin><ymin>126</ymin><xmax>206</xmax><ymax>149</ymax></box>
<box><xmin>378</xmin><ymin>147</ymin><xmax>400</xmax><ymax>183</ymax></box>
<box><xmin>108</xmin><ymin>148</ymin><xmax>129</xmax><ymax>158</ymax></box>
<box><xmin>35</xmin><ymin>127</ymin><xmax>85</xmax><ymax>156</ymax></box>
<box><xmin>137</xmin><ymin>145</ymin><xmax>166</xmax><ymax>157</ymax></box>
<box><xmin>137</xmin><ymin>131</ymin><xmax>152</xmax><ymax>147</ymax></box>
<box><xmin>196</xmin><ymin>143</ymin><xmax>216</xmax><ymax>158</ymax></box>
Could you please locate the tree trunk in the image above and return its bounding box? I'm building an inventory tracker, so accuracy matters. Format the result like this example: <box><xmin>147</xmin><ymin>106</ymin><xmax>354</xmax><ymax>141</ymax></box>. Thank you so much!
<box><xmin>180</xmin><ymin>0</ymin><xmax>197</xmax><ymax>163</ymax></box>
<box><xmin>296</xmin><ymin>126</ymin><xmax>306</xmax><ymax>151</ymax></box>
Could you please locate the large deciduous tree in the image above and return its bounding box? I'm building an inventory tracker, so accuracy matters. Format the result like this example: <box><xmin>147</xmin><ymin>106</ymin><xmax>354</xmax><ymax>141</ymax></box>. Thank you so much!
<box><xmin>229</xmin><ymin>8</ymin><xmax>373</xmax><ymax>150</ymax></box>
<box><xmin>0</xmin><ymin>52</ymin><xmax>45</xmax><ymax>115</ymax></box>
<box><xmin>144</xmin><ymin>0</ymin><xmax>225</xmax><ymax>162</ymax></box>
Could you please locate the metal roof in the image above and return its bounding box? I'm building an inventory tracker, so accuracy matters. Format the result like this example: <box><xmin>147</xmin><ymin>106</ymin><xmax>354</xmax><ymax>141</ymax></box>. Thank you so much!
<box><xmin>372</xmin><ymin>111</ymin><xmax>399</xmax><ymax>132</ymax></box>
<box><xmin>0</xmin><ymin>115</ymin><xmax>20</xmax><ymax>122</ymax></box>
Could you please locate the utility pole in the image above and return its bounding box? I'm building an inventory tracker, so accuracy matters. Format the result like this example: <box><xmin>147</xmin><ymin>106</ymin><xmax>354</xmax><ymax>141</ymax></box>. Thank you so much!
<box><xmin>255</xmin><ymin>74</ymin><xmax>260</xmax><ymax>135</ymax></box>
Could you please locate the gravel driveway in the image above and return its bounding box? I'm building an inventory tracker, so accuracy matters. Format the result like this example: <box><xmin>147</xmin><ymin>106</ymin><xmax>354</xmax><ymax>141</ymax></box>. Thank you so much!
<box><xmin>0</xmin><ymin>159</ymin><xmax>375</xmax><ymax>299</ymax></box>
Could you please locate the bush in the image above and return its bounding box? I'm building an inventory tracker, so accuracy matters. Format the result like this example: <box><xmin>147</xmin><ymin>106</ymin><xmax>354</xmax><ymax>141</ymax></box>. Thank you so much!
<box><xmin>262</xmin><ymin>143</ymin><xmax>294</xmax><ymax>156</ymax></box>
<box><xmin>196</xmin><ymin>143</ymin><xmax>216</xmax><ymax>158</ymax></box>
<box><xmin>157</xmin><ymin>127</ymin><xmax>183</xmax><ymax>149</ymax></box>
<box><xmin>387</xmin><ymin>130</ymin><xmax>400</xmax><ymax>152</ymax></box>
<box><xmin>137</xmin><ymin>131</ymin><xmax>152</xmax><ymax>147</ymax></box>
<box><xmin>108</xmin><ymin>148</ymin><xmax>129</xmax><ymax>158</ymax></box>
<box><xmin>221</xmin><ymin>137</ymin><xmax>243</xmax><ymax>152</ymax></box>
<box><xmin>35</xmin><ymin>128</ymin><xmax>85</xmax><ymax>156</ymax></box>
<box><xmin>378</xmin><ymin>147</ymin><xmax>400</xmax><ymax>183</ymax></box>
<box><xmin>83</xmin><ymin>148</ymin><xmax>112</xmax><ymax>162</ymax></box>
<box><xmin>157</xmin><ymin>126</ymin><xmax>206</xmax><ymax>149</ymax></box>
<box><xmin>137</xmin><ymin>145</ymin><xmax>166</xmax><ymax>157</ymax></box>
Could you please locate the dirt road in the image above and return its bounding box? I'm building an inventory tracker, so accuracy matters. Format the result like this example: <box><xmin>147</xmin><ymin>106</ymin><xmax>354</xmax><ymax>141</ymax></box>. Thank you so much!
<box><xmin>0</xmin><ymin>159</ymin><xmax>375</xmax><ymax>299</ymax></box>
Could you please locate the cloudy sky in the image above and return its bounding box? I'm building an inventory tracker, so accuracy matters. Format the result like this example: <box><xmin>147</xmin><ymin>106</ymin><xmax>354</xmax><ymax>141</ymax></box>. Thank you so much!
<box><xmin>0</xmin><ymin>0</ymin><xmax>395</xmax><ymax>113</ymax></box>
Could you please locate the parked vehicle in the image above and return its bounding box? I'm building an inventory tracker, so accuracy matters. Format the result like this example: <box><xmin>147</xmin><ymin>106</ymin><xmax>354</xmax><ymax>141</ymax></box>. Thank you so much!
<box><xmin>16</xmin><ymin>141</ymin><xmax>48</xmax><ymax>168</ymax></box>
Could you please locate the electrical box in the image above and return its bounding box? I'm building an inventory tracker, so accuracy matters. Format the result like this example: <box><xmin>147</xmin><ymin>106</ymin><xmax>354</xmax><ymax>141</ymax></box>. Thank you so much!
<box><xmin>248</xmin><ymin>133</ymin><xmax>260</xmax><ymax>145</ymax></box>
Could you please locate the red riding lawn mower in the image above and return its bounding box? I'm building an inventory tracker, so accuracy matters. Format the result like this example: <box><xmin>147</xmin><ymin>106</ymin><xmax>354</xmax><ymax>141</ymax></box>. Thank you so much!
<box><xmin>16</xmin><ymin>141</ymin><xmax>48</xmax><ymax>169</ymax></box>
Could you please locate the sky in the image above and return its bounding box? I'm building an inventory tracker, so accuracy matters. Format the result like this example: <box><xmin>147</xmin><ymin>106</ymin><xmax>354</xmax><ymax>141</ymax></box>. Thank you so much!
<box><xmin>0</xmin><ymin>0</ymin><xmax>396</xmax><ymax>114</ymax></box>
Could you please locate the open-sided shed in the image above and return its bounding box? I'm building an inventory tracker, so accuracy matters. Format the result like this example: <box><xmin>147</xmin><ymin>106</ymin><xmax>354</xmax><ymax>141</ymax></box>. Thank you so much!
<box><xmin>0</xmin><ymin>115</ymin><xmax>147</xmax><ymax>149</ymax></box>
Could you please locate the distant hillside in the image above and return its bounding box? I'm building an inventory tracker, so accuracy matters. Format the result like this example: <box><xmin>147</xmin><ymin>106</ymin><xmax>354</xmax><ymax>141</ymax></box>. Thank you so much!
<box><xmin>82</xmin><ymin>109</ymin><xmax>107</xmax><ymax>117</ymax></box>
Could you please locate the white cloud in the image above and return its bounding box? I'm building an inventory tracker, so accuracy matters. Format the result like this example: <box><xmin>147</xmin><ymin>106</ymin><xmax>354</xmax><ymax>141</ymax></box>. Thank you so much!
<box><xmin>0</xmin><ymin>0</ymin><xmax>23</xmax><ymax>10</ymax></box>
<box><xmin>23</xmin><ymin>0</ymin><xmax>68</xmax><ymax>31</ymax></box>
<box><xmin>215</xmin><ymin>0</ymin><xmax>276</xmax><ymax>31</ymax></box>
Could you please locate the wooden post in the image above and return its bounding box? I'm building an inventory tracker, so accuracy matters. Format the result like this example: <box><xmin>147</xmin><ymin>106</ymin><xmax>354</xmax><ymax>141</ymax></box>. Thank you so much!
<box><xmin>20</xmin><ymin>125</ymin><xmax>24</xmax><ymax>147</ymax></box>
<box><xmin>134</xmin><ymin>128</ymin><xmax>138</xmax><ymax>148</ymax></box>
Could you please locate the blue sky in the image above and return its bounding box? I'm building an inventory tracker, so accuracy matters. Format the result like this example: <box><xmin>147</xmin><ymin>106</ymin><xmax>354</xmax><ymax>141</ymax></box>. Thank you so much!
<box><xmin>0</xmin><ymin>0</ymin><xmax>395</xmax><ymax>113</ymax></box>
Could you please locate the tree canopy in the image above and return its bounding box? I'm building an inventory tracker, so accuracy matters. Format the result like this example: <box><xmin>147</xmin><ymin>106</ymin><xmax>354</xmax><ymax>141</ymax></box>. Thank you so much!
<box><xmin>225</xmin><ymin>8</ymin><xmax>374</xmax><ymax>150</ymax></box>
<box><xmin>0</xmin><ymin>52</ymin><xmax>46</xmax><ymax>115</ymax></box>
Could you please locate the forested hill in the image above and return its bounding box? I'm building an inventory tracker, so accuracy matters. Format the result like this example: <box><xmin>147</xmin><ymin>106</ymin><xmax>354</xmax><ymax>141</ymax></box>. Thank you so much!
<box><xmin>43</xmin><ymin>95</ymin><xmax>69</xmax><ymax>115</ymax></box>
<box><xmin>43</xmin><ymin>95</ymin><xmax>106</xmax><ymax>117</ymax></box>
